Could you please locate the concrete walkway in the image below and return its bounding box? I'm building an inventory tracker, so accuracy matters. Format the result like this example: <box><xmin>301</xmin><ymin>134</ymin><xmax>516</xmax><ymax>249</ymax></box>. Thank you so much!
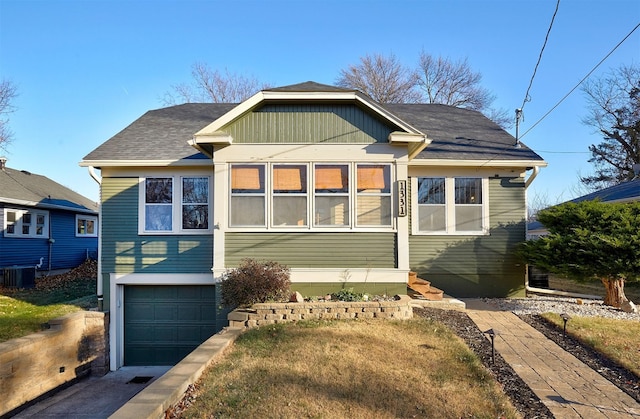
<box><xmin>464</xmin><ymin>299</ymin><xmax>640</xmax><ymax>418</ymax></box>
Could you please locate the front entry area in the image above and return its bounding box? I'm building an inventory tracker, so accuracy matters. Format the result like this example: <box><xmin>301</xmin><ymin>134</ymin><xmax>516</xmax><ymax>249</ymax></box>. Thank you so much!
<box><xmin>124</xmin><ymin>285</ymin><xmax>221</xmax><ymax>366</ymax></box>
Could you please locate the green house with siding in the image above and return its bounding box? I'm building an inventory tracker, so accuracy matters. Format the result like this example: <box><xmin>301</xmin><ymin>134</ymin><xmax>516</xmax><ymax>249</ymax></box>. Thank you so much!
<box><xmin>81</xmin><ymin>81</ymin><xmax>546</xmax><ymax>369</ymax></box>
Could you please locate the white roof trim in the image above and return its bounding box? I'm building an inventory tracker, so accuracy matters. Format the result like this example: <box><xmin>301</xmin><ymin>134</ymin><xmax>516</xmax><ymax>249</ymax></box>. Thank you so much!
<box><xmin>388</xmin><ymin>132</ymin><xmax>427</xmax><ymax>143</ymax></box>
<box><xmin>79</xmin><ymin>159</ymin><xmax>214</xmax><ymax>168</ymax></box>
<box><xmin>410</xmin><ymin>159</ymin><xmax>548</xmax><ymax>168</ymax></box>
<box><xmin>192</xmin><ymin>90</ymin><xmax>425</xmax><ymax>141</ymax></box>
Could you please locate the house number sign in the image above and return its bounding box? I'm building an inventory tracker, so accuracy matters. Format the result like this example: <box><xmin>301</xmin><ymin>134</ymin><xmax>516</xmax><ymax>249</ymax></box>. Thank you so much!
<box><xmin>397</xmin><ymin>180</ymin><xmax>407</xmax><ymax>217</ymax></box>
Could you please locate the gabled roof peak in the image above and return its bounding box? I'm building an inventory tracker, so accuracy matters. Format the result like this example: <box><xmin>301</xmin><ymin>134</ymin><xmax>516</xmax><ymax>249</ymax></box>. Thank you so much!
<box><xmin>265</xmin><ymin>81</ymin><xmax>355</xmax><ymax>94</ymax></box>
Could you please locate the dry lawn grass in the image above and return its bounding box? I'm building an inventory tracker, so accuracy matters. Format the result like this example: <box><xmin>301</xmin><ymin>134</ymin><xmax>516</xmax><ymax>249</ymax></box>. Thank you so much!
<box><xmin>541</xmin><ymin>313</ymin><xmax>640</xmax><ymax>378</ymax></box>
<box><xmin>180</xmin><ymin>318</ymin><xmax>518</xmax><ymax>419</ymax></box>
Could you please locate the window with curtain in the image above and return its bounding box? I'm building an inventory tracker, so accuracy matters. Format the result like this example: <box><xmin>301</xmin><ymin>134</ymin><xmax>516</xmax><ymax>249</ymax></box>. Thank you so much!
<box><xmin>314</xmin><ymin>164</ymin><xmax>349</xmax><ymax>226</ymax></box>
<box><xmin>230</xmin><ymin>165</ymin><xmax>265</xmax><ymax>226</ymax></box>
<box><xmin>228</xmin><ymin>162</ymin><xmax>395</xmax><ymax>229</ymax></box>
<box><xmin>273</xmin><ymin>165</ymin><xmax>307</xmax><ymax>226</ymax></box>
<box><xmin>356</xmin><ymin>164</ymin><xmax>391</xmax><ymax>226</ymax></box>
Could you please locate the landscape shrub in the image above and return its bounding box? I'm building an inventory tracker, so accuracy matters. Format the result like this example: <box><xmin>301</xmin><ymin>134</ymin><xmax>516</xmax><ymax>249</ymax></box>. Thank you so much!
<box><xmin>220</xmin><ymin>258</ymin><xmax>291</xmax><ymax>307</ymax></box>
<box><xmin>331</xmin><ymin>287</ymin><xmax>364</xmax><ymax>302</ymax></box>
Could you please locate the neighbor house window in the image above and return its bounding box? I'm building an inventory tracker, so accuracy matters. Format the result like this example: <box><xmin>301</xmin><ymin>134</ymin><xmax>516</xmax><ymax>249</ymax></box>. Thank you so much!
<box><xmin>229</xmin><ymin>162</ymin><xmax>393</xmax><ymax>230</ymax></box>
<box><xmin>76</xmin><ymin>215</ymin><xmax>98</xmax><ymax>237</ymax></box>
<box><xmin>139</xmin><ymin>175</ymin><xmax>211</xmax><ymax>234</ymax></box>
<box><xmin>3</xmin><ymin>208</ymin><xmax>49</xmax><ymax>238</ymax></box>
<box><xmin>414</xmin><ymin>176</ymin><xmax>487</xmax><ymax>234</ymax></box>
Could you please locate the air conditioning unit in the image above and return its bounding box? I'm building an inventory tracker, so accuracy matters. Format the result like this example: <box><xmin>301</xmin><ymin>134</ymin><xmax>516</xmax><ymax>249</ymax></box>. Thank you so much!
<box><xmin>2</xmin><ymin>266</ymin><xmax>36</xmax><ymax>289</ymax></box>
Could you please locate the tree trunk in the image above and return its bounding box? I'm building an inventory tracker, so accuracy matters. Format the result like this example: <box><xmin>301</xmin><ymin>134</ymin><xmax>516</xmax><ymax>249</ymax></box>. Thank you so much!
<box><xmin>600</xmin><ymin>277</ymin><xmax>628</xmax><ymax>308</ymax></box>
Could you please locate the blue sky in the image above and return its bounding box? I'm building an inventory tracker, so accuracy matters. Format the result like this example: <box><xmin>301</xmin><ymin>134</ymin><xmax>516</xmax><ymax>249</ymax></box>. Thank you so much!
<box><xmin>1</xmin><ymin>0</ymin><xmax>639</xmax><ymax>204</ymax></box>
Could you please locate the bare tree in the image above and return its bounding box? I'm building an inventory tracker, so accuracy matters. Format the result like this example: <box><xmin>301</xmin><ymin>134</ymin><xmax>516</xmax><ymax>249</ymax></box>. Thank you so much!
<box><xmin>336</xmin><ymin>53</ymin><xmax>422</xmax><ymax>104</ymax></box>
<box><xmin>417</xmin><ymin>51</ymin><xmax>511</xmax><ymax>128</ymax></box>
<box><xmin>0</xmin><ymin>79</ymin><xmax>18</xmax><ymax>149</ymax></box>
<box><xmin>161</xmin><ymin>63</ymin><xmax>270</xmax><ymax>105</ymax></box>
<box><xmin>580</xmin><ymin>63</ymin><xmax>640</xmax><ymax>189</ymax></box>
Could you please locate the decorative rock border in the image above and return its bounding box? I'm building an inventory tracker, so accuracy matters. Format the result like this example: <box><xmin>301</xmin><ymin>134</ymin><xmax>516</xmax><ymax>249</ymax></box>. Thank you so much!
<box><xmin>228</xmin><ymin>295</ymin><xmax>414</xmax><ymax>328</ymax></box>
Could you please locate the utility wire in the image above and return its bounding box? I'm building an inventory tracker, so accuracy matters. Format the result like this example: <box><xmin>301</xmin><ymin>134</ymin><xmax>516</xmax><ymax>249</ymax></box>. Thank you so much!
<box><xmin>520</xmin><ymin>0</ymin><xmax>561</xmax><ymax>113</ymax></box>
<box><xmin>520</xmin><ymin>21</ymin><xmax>640</xmax><ymax>140</ymax></box>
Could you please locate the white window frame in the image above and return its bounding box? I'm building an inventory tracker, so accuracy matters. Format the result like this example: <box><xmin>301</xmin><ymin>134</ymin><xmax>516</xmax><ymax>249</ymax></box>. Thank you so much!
<box><xmin>76</xmin><ymin>214</ymin><xmax>98</xmax><ymax>237</ymax></box>
<box><xmin>228</xmin><ymin>162</ymin><xmax>395</xmax><ymax>231</ymax></box>
<box><xmin>411</xmin><ymin>176</ymin><xmax>489</xmax><ymax>235</ymax></box>
<box><xmin>3</xmin><ymin>208</ymin><xmax>50</xmax><ymax>239</ymax></box>
<box><xmin>138</xmin><ymin>175</ymin><xmax>213</xmax><ymax>235</ymax></box>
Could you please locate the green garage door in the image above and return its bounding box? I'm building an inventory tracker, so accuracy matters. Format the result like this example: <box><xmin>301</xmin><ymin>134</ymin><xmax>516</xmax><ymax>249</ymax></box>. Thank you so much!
<box><xmin>124</xmin><ymin>285</ymin><xmax>221</xmax><ymax>366</ymax></box>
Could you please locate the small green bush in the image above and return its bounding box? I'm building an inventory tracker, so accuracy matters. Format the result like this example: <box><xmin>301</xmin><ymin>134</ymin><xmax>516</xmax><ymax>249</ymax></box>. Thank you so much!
<box><xmin>220</xmin><ymin>259</ymin><xmax>291</xmax><ymax>307</ymax></box>
<box><xmin>331</xmin><ymin>288</ymin><xmax>363</xmax><ymax>302</ymax></box>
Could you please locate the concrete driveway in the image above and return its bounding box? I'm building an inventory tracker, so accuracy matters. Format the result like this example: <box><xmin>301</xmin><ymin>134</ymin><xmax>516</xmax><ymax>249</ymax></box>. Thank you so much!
<box><xmin>11</xmin><ymin>366</ymin><xmax>170</xmax><ymax>418</ymax></box>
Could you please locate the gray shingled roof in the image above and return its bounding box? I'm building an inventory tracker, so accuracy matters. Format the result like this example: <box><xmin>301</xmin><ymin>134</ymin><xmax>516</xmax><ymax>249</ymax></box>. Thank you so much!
<box><xmin>266</xmin><ymin>81</ymin><xmax>355</xmax><ymax>93</ymax></box>
<box><xmin>83</xmin><ymin>103</ymin><xmax>237</xmax><ymax>162</ymax></box>
<box><xmin>570</xmin><ymin>178</ymin><xmax>640</xmax><ymax>203</ymax></box>
<box><xmin>0</xmin><ymin>166</ymin><xmax>98</xmax><ymax>213</ymax></box>
<box><xmin>384</xmin><ymin>103</ymin><xmax>541</xmax><ymax>161</ymax></box>
<box><xmin>83</xmin><ymin>83</ymin><xmax>544</xmax><ymax>165</ymax></box>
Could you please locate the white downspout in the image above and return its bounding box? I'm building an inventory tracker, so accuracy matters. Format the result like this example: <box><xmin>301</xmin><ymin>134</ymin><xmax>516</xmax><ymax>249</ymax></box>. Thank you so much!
<box><xmin>88</xmin><ymin>167</ymin><xmax>104</xmax><ymax>311</ymax></box>
<box><xmin>524</xmin><ymin>166</ymin><xmax>540</xmax><ymax>189</ymax></box>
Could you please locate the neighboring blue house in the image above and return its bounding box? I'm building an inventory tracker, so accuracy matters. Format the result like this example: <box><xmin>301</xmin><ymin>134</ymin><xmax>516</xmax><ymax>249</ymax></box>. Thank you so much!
<box><xmin>527</xmin><ymin>177</ymin><xmax>640</xmax><ymax>239</ymax></box>
<box><xmin>0</xmin><ymin>158</ymin><xmax>99</xmax><ymax>275</ymax></box>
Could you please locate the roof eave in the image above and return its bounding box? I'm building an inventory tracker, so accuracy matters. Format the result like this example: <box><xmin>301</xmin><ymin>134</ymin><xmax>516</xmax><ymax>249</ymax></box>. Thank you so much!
<box><xmin>410</xmin><ymin>159</ymin><xmax>548</xmax><ymax>168</ymax></box>
<box><xmin>0</xmin><ymin>197</ymin><xmax>98</xmax><ymax>214</ymax></box>
<box><xmin>79</xmin><ymin>159</ymin><xmax>214</xmax><ymax>168</ymax></box>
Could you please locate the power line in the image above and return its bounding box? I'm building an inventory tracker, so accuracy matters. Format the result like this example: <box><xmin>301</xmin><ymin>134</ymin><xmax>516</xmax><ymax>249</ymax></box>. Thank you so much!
<box><xmin>520</xmin><ymin>21</ymin><xmax>640</xmax><ymax>140</ymax></box>
<box><xmin>520</xmin><ymin>0</ymin><xmax>561</xmax><ymax>113</ymax></box>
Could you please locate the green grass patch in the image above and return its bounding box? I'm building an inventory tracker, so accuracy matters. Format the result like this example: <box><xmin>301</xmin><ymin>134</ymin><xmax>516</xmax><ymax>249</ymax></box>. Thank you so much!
<box><xmin>181</xmin><ymin>319</ymin><xmax>518</xmax><ymax>419</ymax></box>
<box><xmin>541</xmin><ymin>313</ymin><xmax>640</xmax><ymax>377</ymax></box>
<box><xmin>0</xmin><ymin>275</ymin><xmax>97</xmax><ymax>342</ymax></box>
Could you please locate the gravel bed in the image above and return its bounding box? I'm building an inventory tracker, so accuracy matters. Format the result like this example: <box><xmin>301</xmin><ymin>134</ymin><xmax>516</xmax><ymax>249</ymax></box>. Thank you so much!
<box><xmin>478</xmin><ymin>294</ymin><xmax>640</xmax><ymax>320</ymax></box>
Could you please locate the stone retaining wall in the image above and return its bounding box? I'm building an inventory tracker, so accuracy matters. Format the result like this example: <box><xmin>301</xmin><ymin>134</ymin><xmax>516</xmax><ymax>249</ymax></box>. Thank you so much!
<box><xmin>228</xmin><ymin>296</ymin><xmax>413</xmax><ymax>328</ymax></box>
<box><xmin>0</xmin><ymin>311</ymin><xmax>109</xmax><ymax>417</ymax></box>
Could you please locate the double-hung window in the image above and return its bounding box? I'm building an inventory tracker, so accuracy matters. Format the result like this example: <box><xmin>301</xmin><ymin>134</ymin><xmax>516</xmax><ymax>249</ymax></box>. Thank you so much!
<box><xmin>273</xmin><ymin>165</ymin><xmax>307</xmax><ymax>226</ymax></box>
<box><xmin>414</xmin><ymin>176</ymin><xmax>487</xmax><ymax>234</ymax></box>
<box><xmin>230</xmin><ymin>165</ymin><xmax>265</xmax><ymax>227</ymax></box>
<box><xmin>140</xmin><ymin>176</ymin><xmax>211</xmax><ymax>234</ymax></box>
<box><xmin>356</xmin><ymin>164</ymin><xmax>392</xmax><ymax>226</ymax></box>
<box><xmin>3</xmin><ymin>208</ymin><xmax>49</xmax><ymax>238</ymax></box>
<box><xmin>314</xmin><ymin>164</ymin><xmax>349</xmax><ymax>226</ymax></box>
<box><xmin>229</xmin><ymin>162</ymin><xmax>393</xmax><ymax>229</ymax></box>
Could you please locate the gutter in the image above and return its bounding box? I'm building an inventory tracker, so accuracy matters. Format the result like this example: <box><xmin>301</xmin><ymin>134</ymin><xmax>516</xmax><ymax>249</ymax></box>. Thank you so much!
<box><xmin>87</xmin><ymin>166</ymin><xmax>104</xmax><ymax>311</ymax></box>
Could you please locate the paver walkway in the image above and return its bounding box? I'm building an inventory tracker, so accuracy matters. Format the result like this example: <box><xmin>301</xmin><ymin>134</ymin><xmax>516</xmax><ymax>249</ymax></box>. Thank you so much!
<box><xmin>464</xmin><ymin>299</ymin><xmax>640</xmax><ymax>418</ymax></box>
